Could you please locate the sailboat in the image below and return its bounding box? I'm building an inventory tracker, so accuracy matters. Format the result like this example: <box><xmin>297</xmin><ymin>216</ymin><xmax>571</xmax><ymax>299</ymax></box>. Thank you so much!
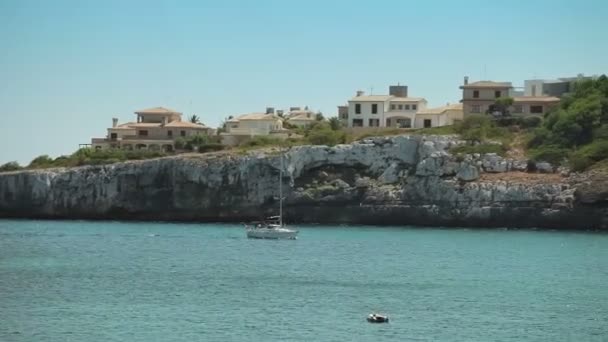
<box><xmin>245</xmin><ymin>148</ymin><xmax>298</xmax><ymax>240</ymax></box>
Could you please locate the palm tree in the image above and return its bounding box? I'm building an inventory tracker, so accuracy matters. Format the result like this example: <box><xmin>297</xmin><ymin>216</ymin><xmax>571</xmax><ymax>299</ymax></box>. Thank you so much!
<box><xmin>189</xmin><ymin>114</ymin><xmax>200</xmax><ymax>124</ymax></box>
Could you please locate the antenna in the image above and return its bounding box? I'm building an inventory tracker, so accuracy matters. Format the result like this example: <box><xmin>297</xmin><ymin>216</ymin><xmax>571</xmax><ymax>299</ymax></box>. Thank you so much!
<box><xmin>370</xmin><ymin>86</ymin><xmax>374</xmax><ymax>95</ymax></box>
<box><xmin>483</xmin><ymin>64</ymin><xmax>487</xmax><ymax>80</ymax></box>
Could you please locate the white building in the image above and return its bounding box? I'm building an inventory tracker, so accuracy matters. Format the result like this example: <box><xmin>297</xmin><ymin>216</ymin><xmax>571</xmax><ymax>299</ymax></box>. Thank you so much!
<box><xmin>220</xmin><ymin>107</ymin><xmax>290</xmax><ymax>146</ymax></box>
<box><xmin>415</xmin><ymin>103</ymin><xmax>464</xmax><ymax>128</ymax></box>
<box><xmin>346</xmin><ymin>85</ymin><xmax>428</xmax><ymax>128</ymax></box>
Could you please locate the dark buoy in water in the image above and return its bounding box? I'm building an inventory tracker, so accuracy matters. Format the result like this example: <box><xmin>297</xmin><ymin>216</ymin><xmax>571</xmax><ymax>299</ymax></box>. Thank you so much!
<box><xmin>367</xmin><ymin>313</ymin><xmax>389</xmax><ymax>323</ymax></box>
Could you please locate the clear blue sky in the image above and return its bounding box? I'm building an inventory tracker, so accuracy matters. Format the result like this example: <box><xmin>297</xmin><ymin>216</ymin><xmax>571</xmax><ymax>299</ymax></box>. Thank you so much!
<box><xmin>1</xmin><ymin>0</ymin><xmax>607</xmax><ymax>164</ymax></box>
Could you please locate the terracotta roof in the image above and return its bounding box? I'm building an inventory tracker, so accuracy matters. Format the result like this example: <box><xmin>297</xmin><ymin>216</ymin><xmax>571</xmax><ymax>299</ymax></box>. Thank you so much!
<box><xmin>232</xmin><ymin>113</ymin><xmax>282</xmax><ymax>121</ymax></box>
<box><xmin>165</xmin><ymin>121</ymin><xmax>208</xmax><ymax>128</ymax></box>
<box><xmin>417</xmin><ymin>103</ymin><xmax>463</xmax><ymax>115</ymax></box>
<box><xmin>513</xmin><ymin>96</ymin><xmax>560</xmax><ymax>103</ymax></box>
<box><xmin>461</xmin><ymin>81</ymin><xmax>513</xmax><ymax>89</ymax></box>
<box><xmin>134</xmin><ymin>106</ymin><xmax>182</xmax><ymax>115</ymax></box>
<box><xmin>130</xmin><ymin>123</ymin><xmax>162</xmax><ymax>128</ymax></box>
<box><xmin>288</xmin><ymin>112</ymin><xmax>316</xmax><ymax>121</ymax></box>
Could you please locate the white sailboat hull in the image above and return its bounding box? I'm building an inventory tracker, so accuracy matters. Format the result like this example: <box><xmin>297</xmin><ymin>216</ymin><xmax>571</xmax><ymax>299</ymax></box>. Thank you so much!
<box><xmin>246</xmin><ymin>227</ymin><xmax>298</xmax><ymax>240</ymax></box>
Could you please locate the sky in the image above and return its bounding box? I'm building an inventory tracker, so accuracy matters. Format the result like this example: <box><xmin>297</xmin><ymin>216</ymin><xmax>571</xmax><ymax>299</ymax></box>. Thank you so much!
<box><xmin>1</xmin><ymin>0</ymin><xmax>607</xmax><ymax>164</ymax></box>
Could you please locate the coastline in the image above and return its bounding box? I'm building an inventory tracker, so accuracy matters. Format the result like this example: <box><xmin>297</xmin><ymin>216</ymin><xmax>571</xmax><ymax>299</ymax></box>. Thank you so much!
<box><xmin>1</xmin><ymin>135</ymin><xmax>606</xmax><ymax>230</ymax></box>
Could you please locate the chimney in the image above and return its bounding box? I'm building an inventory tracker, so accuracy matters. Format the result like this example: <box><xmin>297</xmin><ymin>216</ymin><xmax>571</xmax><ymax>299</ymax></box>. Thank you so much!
<box><xmin>266</xmin><ymin>107</ymin><xmax>275</xmax><ymax>114</ymax></box>
<box><xmin>112</xmin><ymin>118</ymin><xmax>118</xmax><ymax>128</ymax></box>
<box><xmin>356</xmin><ymin>90</ymin><xmax>365</xmax><ymax>97</ymax></box>
<box><xmin>464</xmin><ymin>76</ymin><xmax>469</xmax><ymax>85</ymax></box>
<box><xmin>389</xmin><ymin>85</ymin><xmax>408</xmax><ymax>98</ymax></box>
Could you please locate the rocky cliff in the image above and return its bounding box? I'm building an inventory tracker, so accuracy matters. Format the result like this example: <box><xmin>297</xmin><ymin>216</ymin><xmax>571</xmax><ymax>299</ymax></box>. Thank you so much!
<box><xmin>1</xmin><ymin>135</ymin><xmax>607</xmax><ymax>229</ymax></box>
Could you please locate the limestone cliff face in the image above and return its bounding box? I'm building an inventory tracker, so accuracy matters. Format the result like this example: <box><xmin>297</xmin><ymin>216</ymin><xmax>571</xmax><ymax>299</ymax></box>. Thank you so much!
<box><xmin>0</xmin><ymin>135</ymin><xmax>606</xmax><ymax>229</ymax></box>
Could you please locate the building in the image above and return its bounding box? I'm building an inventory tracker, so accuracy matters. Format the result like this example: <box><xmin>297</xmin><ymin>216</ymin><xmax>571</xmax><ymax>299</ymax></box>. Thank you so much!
<box><xmin>460</xmin><ymin>78</ymin><xmax>513</xmax><ymax>115</ymax></box>
<box><xmin>91</xmin><ymin>107</ymin><xmax>210</xmax><ymax>151</ymax></box>
<box><xmin>524</xmin><ymin>74</ymin><xmax>593</xmax><ymax>97</ymax></box>
<box><xmin>511</xmin><ymin>96</ymin><xmax>560</xmax><ymax>115</ymax></box>
<box><xmin>337</xmin><ymin>105</ymin><xmax>349</xmax><ymax>126</ymax></box>
<box><xmin>415</xmin><ymin>103</ymin><xmax>464</xmax><ymax>128</ymax></box>
<box><xmin>461</xmin><ymin>77</ymin><xmax>559</xmax><ymax>116</ymax></box>
<box><xmin>220</xmin><ymin>107</ymin><xmax>290</xmax><ymax>146</ymax></box>
<box><xmin>285</xmin><ymin>107</ymin><xmax>317</xmax><ymax>127</ymax></box>
<box><xmin>346</xmin><ymin>85</ymin><xmax>428</xmax><ymax>128</ymax></box>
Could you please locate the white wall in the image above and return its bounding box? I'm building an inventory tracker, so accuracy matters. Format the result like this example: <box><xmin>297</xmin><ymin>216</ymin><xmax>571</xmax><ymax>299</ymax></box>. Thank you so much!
<box><xmin>348</xmin><ymin>101</ymin><xmax>388</xmax><ymax>127</ymax></box>
<box><xmin>524</xmin><ymin>80</ymin><xmax>545</xmax><ymax>96</ymax></box>
<box><xmin>415</xmin><ymin>114</ymin><xmax>447</xmax><ymax>128</ymax></box>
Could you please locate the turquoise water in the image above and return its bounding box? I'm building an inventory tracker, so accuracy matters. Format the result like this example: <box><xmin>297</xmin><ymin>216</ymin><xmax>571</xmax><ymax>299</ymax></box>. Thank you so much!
<box><xmin>1</xmin><ymin>220</ymin><xmax>607</xmax><ymax>341</ymax></box>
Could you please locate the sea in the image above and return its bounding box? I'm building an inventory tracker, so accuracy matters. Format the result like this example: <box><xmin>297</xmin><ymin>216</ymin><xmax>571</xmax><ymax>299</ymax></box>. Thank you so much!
<box><xmin>1</xmin><ymin>220</ymin><xmax>607</xmax><ymax>342</ymax></box>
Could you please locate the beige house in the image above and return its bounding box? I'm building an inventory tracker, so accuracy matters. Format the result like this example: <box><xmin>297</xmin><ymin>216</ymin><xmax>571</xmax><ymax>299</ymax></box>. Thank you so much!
<box><xmin>91</xmin><ymin>107</ymin><xmax>211</xmax><ymax>151</ymax></box>
<box><xmin>511</xmin><ymin>96</ymin><xmax>560</xmax><ymax>115</ymax></box>
<box><xmin>461</xmin><ymin>77</ymin><xmax>560</xmax><ymax>116</ymax></box>
<box><xmin>415</xmin><ymin>103</ymin><xmax>464</xmax><ymax>128</ymax></box>
<box><xmin>220</xmin><ymin>108</ymin><xmax>290</xmax><ymax>146</ymax></box>
<box><xmin>460</xmin><ymin>78</ymin><xmax>513</xmax><ymax>115</ymax></box>
<box><xmin>286</xmin><ymin>107</ymin><xmax>317</xmax><ymax>127</ymax></box>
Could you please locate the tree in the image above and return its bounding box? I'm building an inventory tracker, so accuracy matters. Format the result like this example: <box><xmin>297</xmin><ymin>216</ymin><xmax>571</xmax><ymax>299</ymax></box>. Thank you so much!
<box><xmin>492</xmin><ymin>97</ymin><xmax>514</xmax><ymax>116</ymax></box>
<box><xmin>315</xmin><ymin>112</ymin><xmax>325</xmax><ymax>121</ymax></box>
<box><xmin>0</xmin><ymin>161</ymin><xmax>22</xmax><ymax>172</ymax></box>
<box><xmin>188</xmin><ymin>114</ymin><xmax>201</xmax><ymax>124</ymax></box>
<box><xmin>28</xmin><ymin>155</ymin><xmax>54</xmax><ymax>168</ymax></box>
<box><xmin>328</xmin><ymin>117</ymin><xmax>341</xmax><ymax>131</ymax></box>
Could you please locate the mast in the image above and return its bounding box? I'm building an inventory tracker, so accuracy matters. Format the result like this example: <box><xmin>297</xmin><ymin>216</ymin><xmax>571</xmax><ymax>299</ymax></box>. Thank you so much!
<box><xmin>279</xmin><ymin>146</ymin><xmax>283</xmax><ymax>227</ymax></box>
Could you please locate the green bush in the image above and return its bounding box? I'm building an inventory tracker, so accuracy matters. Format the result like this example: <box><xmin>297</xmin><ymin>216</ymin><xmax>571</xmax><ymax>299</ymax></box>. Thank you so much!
<box><xmin>525</xmin><ymin>75</ymin><xmax>608</xmax><ymax>169</ymax></box>
<box><xmin>240</xmin><ymin>135</ymin><xmax>285</xmax><ymax>148</ymax></box>
<box><xmin>28</xmin><ymin>155</ymin><xmax>55</xmax><ymax>169</ymax></box>
<box><xmin>197</xmin><ymin>143</ymin><xmax>225</xmax><ymax>153</ymax></box>
<box><xmin>528</xmin><ymin>145</ymin><xmax>569</xmax><ymax>165</ymax></box>
<box><xmin>451</xmin><ymin>143</ymin><xmax>507</xmax><ymax>156</ymax></box>
<box><xmin>307</xmin><ymin>128</ymin><xmax>347</xmax><ymax>146</ymax></box>
<box><xmin>0</xmin><ymin>161</ymin><xmax>22</xmax><ymax>172</ymax></box>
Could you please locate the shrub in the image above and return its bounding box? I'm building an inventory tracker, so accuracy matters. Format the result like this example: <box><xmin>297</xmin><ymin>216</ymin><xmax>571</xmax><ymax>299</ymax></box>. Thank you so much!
<box><xmin>528</xmin><ymin>145</ymin><xmax>569</xmax><ymax>165</ymax></box>
<box><xmin>451</xmin><ymin>143</ymin><xmax>507</xmax><ymax>156</ymax></box>
<box><xmin>198</xmin><ymin>143</ymin><xmax>225</xmax><ymax>153</ymax></box>
<box><xmin>521</xmin><ymin>116</ymin><xmax>542</xmax><ymax>128</ymax></box>
<box><xmin>0</xmin><ymin>161</ymin><xmax>22</xmax><ymax>172</ymax></box>
<box><xmin>568</xmin><ymin>140</ymin><xmax>608</xmax><ymax>171</ymax></box>
<box><xmin>307</xmin><ymin>128</ymin><xmax>347</xmax><ymax>146</ymax></box>
<box><xmin>28</xmin><ymin>155</ymin><xmax>54</xmax><ymax>169</ymax></box>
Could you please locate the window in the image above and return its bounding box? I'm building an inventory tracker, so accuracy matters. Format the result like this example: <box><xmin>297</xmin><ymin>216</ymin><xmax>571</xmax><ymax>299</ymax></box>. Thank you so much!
<box><xmin>110</xmin><ymin>133</ymin><xmax>117</xmax><ymax>140</ymax></box>
<box><xmin>412</xmin><ymin>104</ymin><xmax>417</xmax><ymax>110</ymax></box>
<box><xmin>167</xmin><ymin>130</ymin><xmax>173</xmax><ymax>137</ymax></box>
<box><xmin>368</xmin><ymin>119</ymin><xmax>380</xmax><ymax>127</ymax></box>
<box><xmin>371</xmin><ymin>103</ymin><xmax>378</xmax><ymax>114</ymax></box>
<box><xmin>180</xmin><ymin>130</ymin><xmax>186</xmax><ymax>137</ymax></box>
<box><xmin>355</xmin><ymin>103</ymin><xmax>361</xmax><ymax>114</ymax></box>
<box><xmin>340</xmin><ymin>112</ymin><xmax>348</xmax><ymax>119</ymax></box>
<box><xmin>405</xmin><ymin>104</ymin><xmax>410</xmax><ymax>110</ymax></box>
<box><xmin>513</xmin><ymin>105</ymin><xmax>523</xmax><ymax>114</ymax></box>
<box><xmin>398</xmin><ymin>104</ymin><xmax>403</xmax><ymax>110</ymax></box>
<box><xmin>495</xmin><ymin>90</ymin><xmax>501</xmax><ymax>98</ymax></box>
<box><xmin>473</xmin><ymin>90</ymin><xmax>480</xmax><ymax>98</ymax></box>
<box><xmin>424</xmin><ymin>119</ymin><xmax>432</xmax><ymax>128</ymax></box>
<box><xmin>352</xmin><ymin>119</ymin><xmax>363</xmax><ymax>127</ymax></box>
<box><xmin>530</xmin><ymin>105</ymin><xmax>544</xmax><ymax>114</ymax></box>
<box><xmin>391</xmin><ymin>104</ymin><xmax>396</xmax><ymax>110</ymax></box>
<box><xmin>471</xmin><ymin>105</ymin><xmax>481</xmax><ymax>113</ymax></box>
<box><xmin>138</xmin><ymin>130</ymin><xmax>148</xmax><ymax>136</ymax></box>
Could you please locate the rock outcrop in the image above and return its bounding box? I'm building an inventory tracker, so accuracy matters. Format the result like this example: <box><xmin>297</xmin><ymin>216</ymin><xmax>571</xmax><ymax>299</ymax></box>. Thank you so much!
<box><xmin>0</xmin><ymin>135</ymin><xmax>606</xmax><ymax>229</ymax></box>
